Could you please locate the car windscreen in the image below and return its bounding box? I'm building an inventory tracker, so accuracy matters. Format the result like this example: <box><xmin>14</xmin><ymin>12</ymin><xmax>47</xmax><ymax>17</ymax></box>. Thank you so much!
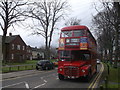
<box><xmin>38</xmin><ymin>60</ymin><xmax>48</xmax><ymax>64</ymax></box>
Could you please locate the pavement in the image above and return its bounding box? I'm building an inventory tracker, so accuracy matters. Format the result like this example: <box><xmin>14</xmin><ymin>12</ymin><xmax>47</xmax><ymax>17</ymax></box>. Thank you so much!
<box><xmin>2</xmin><ymin>67</ymin><xmax>58</xmax><ymax>80</ymax></box>
<box><xmin>2</xmin><ymin>70</ymin><xmax>42</xmax><ymax>80</ymax></box>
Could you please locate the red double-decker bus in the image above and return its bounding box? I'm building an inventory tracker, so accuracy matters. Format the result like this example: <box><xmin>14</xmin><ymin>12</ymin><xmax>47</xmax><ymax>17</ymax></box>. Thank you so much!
<box><xmin>58</xmin><ymin>25</ymin><xmax>97</xmax><ymax>81</ymax></box>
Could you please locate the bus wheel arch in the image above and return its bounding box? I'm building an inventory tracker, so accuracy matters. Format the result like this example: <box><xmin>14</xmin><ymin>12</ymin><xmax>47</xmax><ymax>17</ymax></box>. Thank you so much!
<box><xmin>58</xmin><ymin>74</ymin><xmax>64</xmax><ymax>80</ymax></box>
<box><xmin>85</xmin><ymin>68</ymin><xmax>92</xmax><ymax>82</ymax></box>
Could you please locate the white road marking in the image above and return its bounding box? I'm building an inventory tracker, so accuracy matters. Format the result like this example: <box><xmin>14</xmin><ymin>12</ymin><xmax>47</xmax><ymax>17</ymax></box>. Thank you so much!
<box><xmin>88</xmin><ymin>63</ymin><xmax>104</xmax><ymax>89</ymax></box>
<box><xmin>34</xmin><ymin>83</ymin><xmax>46</xmax><ymax>88</ymax></box>
<box><xmin>3</xmin><ymin>70</ymin><xmax>58</xmax><ymax>89</ymax></box>
<box><xmin>92</xmin><ymin>63</ymin><xmax>104</xmax><ymax>88</ymax></box>
<box><xmin>2</xmin><ymin>81</ymin><xmax>28</xmax><ymax>88</ymax></box>
<box><xmin>25</xmin><ymin>82</ymin><xmax>30</xmax><ymax>89</ymax></box>
<box><xmin>40</xmin><ymin>77</ymin><xmax>47</xmax><ymax>83</ymax></box>
<box><xmin>33</xmin><ymin>76</ymin><xmax>48</xmax><ymax>88</ymax></box>
<box><xmin>2</xmin><ymin>71</ymin><xmax>43</xmax><ymax>81</ymax></box>
<box><xmin>44</xmin><ymin>80</ymin><xmax>47</xmax><ymax>83</ymax></box>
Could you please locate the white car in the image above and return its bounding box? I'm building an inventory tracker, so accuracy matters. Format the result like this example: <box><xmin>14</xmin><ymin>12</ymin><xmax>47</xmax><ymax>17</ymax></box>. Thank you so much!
<box><xmin>97</xmin><ymin>59</ymin><xmax>100</xmax><ymax>64</ymax></box>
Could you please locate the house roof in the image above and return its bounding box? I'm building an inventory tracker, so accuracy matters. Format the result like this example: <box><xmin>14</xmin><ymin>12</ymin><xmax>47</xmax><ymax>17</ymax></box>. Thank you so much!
<box><xmin>5</xmin><ymin>35</ymin><xmax>18</xmax><ymax>43</ymax></box>
<box><xmin>31</xmin><ymin>47</ymin><xmax>45</xmax><ymax>53</ymax></box>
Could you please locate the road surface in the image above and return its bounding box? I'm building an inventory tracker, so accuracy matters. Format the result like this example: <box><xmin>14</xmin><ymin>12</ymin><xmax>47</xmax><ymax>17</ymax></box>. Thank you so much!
<box><xmin>2</xmin><ymin>64</ymin><xmax>102</xmax><ymax>89</ymax></box>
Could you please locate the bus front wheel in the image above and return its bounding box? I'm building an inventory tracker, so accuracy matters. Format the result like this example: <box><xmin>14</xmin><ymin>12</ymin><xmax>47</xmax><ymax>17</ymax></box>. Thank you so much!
<box><xmin>58</xmin><ymin>74</ymin><xmax>64</xmax><ymax>80</ymax></box>
<box><xmin>85</xmin><ymin>70</ymin><xmax>91</xmax><ymax>82</ymax></box>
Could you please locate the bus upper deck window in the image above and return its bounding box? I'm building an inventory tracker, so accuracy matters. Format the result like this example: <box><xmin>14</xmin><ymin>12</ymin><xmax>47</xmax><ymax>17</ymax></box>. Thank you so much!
<box><xmin>61</xmin><ymin>31</ymin><xmax>72</xmax><ymax>37</ymax></box>
<box><xmin>73</xmin><ymin>30</ymin><xmax>84</xmax><ymax>37</ymax></box>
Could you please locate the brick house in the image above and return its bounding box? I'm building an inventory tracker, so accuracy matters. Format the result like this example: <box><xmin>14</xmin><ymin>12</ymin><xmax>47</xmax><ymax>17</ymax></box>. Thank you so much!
<box><xmin>26</xmin><ymin>45</ymin><xmax>32</xmax><ymax>60</ymax></box>
<box><xmin>5</xmin><ymin>33</ymin><xmax>27</xmax><ymax>63</ymax></box>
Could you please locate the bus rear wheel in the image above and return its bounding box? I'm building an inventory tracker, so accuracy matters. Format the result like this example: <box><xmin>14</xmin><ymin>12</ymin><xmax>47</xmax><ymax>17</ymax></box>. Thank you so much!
<box><xmin>58</xmin><ymin>74</ymin><xmax>64</xmax><ymax>80</ymax></box>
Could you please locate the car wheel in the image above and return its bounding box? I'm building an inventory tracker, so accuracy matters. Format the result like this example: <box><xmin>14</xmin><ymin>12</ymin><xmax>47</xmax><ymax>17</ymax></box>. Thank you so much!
<box><xmin>36</xmin><ymin>66</ymin><xmax>39</xmax><ymax>70</ymax></box>
<box><xmin>40</xmin><ymin>67</ymin><xmax>43</xmax><ymax>70</ymax></box>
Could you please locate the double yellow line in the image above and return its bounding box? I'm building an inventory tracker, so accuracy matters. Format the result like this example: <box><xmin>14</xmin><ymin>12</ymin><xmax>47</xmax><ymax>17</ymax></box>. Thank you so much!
<box><xmin>88</xmin><ymin>63</ymin><xmax>104</xmax><ymax>89</ymax></box>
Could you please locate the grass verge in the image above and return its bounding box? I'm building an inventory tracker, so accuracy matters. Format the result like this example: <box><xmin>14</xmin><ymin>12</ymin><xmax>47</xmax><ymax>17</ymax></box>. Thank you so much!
<box><xmin>2</xmin><ymin>65</ymin><xmax>36</xmax><ymax>73</ymax></box>
<box><xmin>2</xmin><ymin>59</ymin><xmax>57</xmax><ymax>73</ymax></box>
<box><xmin>2</xmin><ymin>60</ymin><xmax>38</xmax><ymax>73</ymax></box>
<box><xmin>2</xmin><ymin>60</ymin><xmax>38</xmax><ymax>66</ymax></box>
<box><xmin>100</xmin><ymin>62</ymin><xmax>120</xmax><ymax>89</ymax></box>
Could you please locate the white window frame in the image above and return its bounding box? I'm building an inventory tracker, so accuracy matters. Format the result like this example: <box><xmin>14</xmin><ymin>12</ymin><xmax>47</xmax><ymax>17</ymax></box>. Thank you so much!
<box><xmin>17</xmin><ymin>45</ymin><xmax>20</xmax><ymax>50</ymax></box>
<box><xmin>12</xmin><ymin>44</ymin><xmax>14</xmax><ymax>50</ymax></box>
<box><xmin>11</xmin><ymin>54</ymin><xmax>14</xmax><ymax>59</ymax></box>
<box><xmin>23</xmin><ymin>46</ymin><xmax>25</xmax><ymax>50</ymax></box>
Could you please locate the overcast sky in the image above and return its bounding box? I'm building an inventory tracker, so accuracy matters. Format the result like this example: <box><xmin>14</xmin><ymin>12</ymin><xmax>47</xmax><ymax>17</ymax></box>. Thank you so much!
<box><xmin>0</xmin><ymin>0</ymin><xmax>102</xmax><ymax>48</ymax></box>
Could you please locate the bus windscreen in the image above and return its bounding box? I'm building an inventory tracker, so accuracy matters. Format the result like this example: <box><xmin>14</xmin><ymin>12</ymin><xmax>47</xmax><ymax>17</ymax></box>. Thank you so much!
<box><xmin>61</xmin><ymin>30</ymin><xmax>85</xmax><ymax>37</ymax></box>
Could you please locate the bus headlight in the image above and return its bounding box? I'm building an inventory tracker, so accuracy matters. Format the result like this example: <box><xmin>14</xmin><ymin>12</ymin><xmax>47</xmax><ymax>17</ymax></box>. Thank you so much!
<box><xmin>66</xmin><ymin>39</ymin><xmax>70</xmax><ymax>43</ymax></box>
<box><xmin>59</xmin><ymin>68</ymin><xmax>62</xmax><ymax>71</ymax></box>
<box><xmin>82</xmin><ymin>70</ymin><xmax>85</xmax><ymax>72</ymax></box>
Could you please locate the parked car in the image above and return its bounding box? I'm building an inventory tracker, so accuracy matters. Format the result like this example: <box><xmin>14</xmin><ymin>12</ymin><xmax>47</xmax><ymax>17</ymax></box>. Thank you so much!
<box><xmin>97</xmin><ymin>59</ymin><xmax>101</xmax><ymax>64</ymax></box>
<box><xmin>36</xmin><ymin>60</ymin><xmax>54</xmax><ymax>70</ymax></box>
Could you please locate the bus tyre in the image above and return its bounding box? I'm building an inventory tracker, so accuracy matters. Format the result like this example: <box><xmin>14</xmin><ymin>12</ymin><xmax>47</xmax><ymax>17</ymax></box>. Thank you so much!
<box><xmin>95</xmin><ymin>65</ymin><xmax>97</xmax><ymax>74</ymax></box>
<box><xmin>85</xmin><ymin>75</ymin><xmax>90</xmax><ymax>82</ymax></box>
<box><xmin>85</xmin><ymin>70</ymin><xmax>91</xmax><ymax>82</ymax></box>
<box><xmin>58</xmin><ymin>74</ymin><xmax>64</xmax><ymax>80</ymax></box>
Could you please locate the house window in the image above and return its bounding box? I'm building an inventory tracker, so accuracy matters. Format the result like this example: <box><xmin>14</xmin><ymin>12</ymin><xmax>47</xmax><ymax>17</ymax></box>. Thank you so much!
<box><xmin>17</xmin><ymin>45</ymin><xmax>20</xmax><ymax>50</ymax></box>
<box><xmin>23</xmin><ymin>46</ymin><xmax>25</xmax><ymax>50</ymax></box>
<box><xmin>11</xmin><ymin>54</ymin><xmax>14</xmax><ymax>59</ymax></box>
<box><xmin>12</xmin><ymin>44</ymin><xmax>14</xmax><ymax>50</ymax></box>
<box><xmin>28</xmin><ymin>50</ymin><xmax>31</xmax><ymax>53</ymax></box>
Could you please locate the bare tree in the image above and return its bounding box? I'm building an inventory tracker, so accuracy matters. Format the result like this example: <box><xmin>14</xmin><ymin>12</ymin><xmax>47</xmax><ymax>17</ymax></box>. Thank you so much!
<box><xmin>112</xmin><ymin>2</ymin><xmax>120</xmax><ymax>67</ymax></box>
<box><xmin>92</xmin><ymin>2</ymin><xmax>120</xmax><ymax>67</ymax></box>
<box><xmin>93</xmin><ymin>9</ymin><xmax>115</xmax><ymax>63</ymax></box>
<box><xmin>0</xmin><ymin>0</ymin><xmax>27</xmax><ymax>63</ymax></box>
<box><xmin>65</xmin><ymin>17</ymin><xmax>81</xmax><ymax>26</ymax></box>
<box><xmin>26</xmin><ymin>0</ymin><xmax>69</xmax><ymax>59</ymax></box>
<box><xmin>50</xmin><ymin>46</ymin><xmax>57</xmax><ymax>59</ymax></box>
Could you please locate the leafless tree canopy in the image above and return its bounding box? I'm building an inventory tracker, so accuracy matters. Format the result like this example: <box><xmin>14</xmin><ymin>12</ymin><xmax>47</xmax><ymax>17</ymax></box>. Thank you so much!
<box><xmin>25</xmin><ymin>0</ymin><xmax>69</xmax><ymax>59</ymax></box>
<box><xmin>0</xmin><ymin>0</ymin><xmax>27</xmax><ymax>63</ymax></box>
<box><xmin>65</xmin><ymin>17</ymin><xmax>81</xmax><ymax>26</ymax></box>
<box><xmin>0</xmin><ymin>0</ymin><xmax>27</xmax><ymax>32</ymax></box>
<box><xmin>92</xmin><ymin>2</ymin><xmax>120</xmax><ymax>67</ymax></box>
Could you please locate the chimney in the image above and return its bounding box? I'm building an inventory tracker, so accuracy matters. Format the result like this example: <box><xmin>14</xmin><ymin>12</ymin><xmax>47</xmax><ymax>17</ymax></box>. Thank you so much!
<box><xmin>9</xmin><ymin>33</ymin><xmax>12</xmax><ymax>36</ymax></box>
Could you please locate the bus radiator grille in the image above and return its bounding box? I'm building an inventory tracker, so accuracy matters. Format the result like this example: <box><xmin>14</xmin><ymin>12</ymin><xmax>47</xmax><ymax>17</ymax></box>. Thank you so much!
<box><xmin>64</xmin><ymin>66</ymin><xmax>79</xmax><ymax>77</ymax></box>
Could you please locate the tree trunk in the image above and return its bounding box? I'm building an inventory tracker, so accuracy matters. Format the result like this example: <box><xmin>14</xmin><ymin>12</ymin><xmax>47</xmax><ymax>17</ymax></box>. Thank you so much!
<box><xmin>2</xmin><ymin>32</ymin><xmax>7</xmax><ymax>64</ymax></box>
<box><xmin>113</xmin><ymin>2</ymin><xmax>120</xmax><ymax>68</ymax></box>
<box><xmin>114</xmin><ymin>25</ymin><xmax>119</xmax><ymax>68</ymax></box>
<box><xmin>109</xmin><ymin>48</ymin><xmax>113</xmax><ymax>65</ymax></box>
<box><xmin>45</xmin><ymin>31</ymin><xmax>50</xmax><ymax>60</ymax></box>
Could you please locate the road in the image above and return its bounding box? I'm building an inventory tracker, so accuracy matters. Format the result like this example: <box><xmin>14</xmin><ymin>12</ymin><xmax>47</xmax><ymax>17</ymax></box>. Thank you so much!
<box><xmin>2</xmin><ymin>64</ymin><xmax>102</xmax><ymax>89</ymax></box>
